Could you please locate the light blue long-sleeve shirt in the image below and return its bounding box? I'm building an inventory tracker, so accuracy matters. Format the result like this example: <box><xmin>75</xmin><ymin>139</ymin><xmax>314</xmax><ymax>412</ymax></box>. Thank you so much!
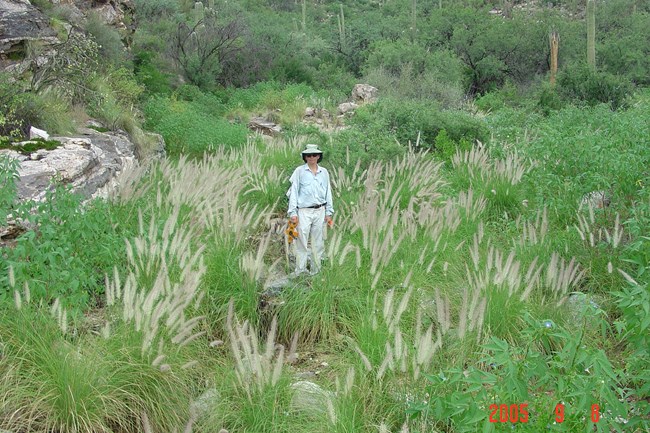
<box><xmin>287</xmin><ymin>164</ymin><xmax>334</xmax><ymax>218</ymax></box>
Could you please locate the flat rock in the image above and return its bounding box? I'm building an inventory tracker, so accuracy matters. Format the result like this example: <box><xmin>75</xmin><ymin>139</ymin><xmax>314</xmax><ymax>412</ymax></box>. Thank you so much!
<box><xmin>2</xmin><ymin>127</ymin><xmax>143</xmax><ymax>202</ymax></box>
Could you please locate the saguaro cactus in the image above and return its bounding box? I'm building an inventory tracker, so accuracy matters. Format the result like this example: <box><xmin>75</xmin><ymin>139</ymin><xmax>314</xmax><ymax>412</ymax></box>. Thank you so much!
<box><xmin>192</xmin><ymin>1</ymin><xmax>204</xmax><ymax>24</ymax></box>
<box><xmin>587</xmin><ymin>0</ymin><xmax>596</xmax><ymax>69</ymax></box>
<box><xmin>411</xmin><ymin>0</ymin><xmax>417</xmax><ymax>42</ymax></box>
<box><xmin>549</xmin><ymin>31</ymin><xmax>559</xmax><ymax>86</ymax></box>
<box><xmin>337</xmin><ymin>4</ymin><xmax>346</xmax><ymax>49</ymax></box>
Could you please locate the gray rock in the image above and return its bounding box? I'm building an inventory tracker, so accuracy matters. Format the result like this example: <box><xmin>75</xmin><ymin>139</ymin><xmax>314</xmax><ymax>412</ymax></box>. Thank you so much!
<box><xmin>290</xmin><ymin>380</ymin><xmax>335</xmax><ymax>415</ymax></box>
<box><xmin>263</xmin><ymin>276</ymin><xmax>291</xmax><ymax>293</ymax></box>
<box><xmin>351</xmin><ymin>84</ymin><xmax>378</xmax><ymax>104</ymax></box>
<box><xmin>249</xmin><ymin>117</ymin><xmax>282</xmax><ymax>136</ymax></box>
<box><xmin>0</xmin><ymin>149</ymin><xmax>26</xmax><ymax>161</ymax></box>
<box><xmin>580</xmin><ymin>191</ymin><xmax>611</xmax><ymax>209</ymax></box>
<box><xmin>0</xmin><ymin>0</ymin><xmax>58</xmax><ymax>56</ymax></box>
<box><xmin>337</xmin><ymin>102</ymin><xmax>358</xmax><ymax>115</ymax></box>
<box><xmin>4</xmin><ymin>128</ymin><xmax>144</xmax><ymax>202</ymax></box>
<box><xmin>189</xmin><ymin>388</ymin><xmax>220</xmax><ymax>420</ymax></box>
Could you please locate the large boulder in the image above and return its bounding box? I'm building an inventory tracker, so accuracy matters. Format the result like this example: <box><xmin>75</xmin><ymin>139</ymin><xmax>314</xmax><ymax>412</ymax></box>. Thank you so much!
<box><xmin>0</xmin><ymin>0</ymin><xmax>58</xmax><ymax>58</ymax></box>
<box><xmin>351</xmin><ymin>83</ymin><xmax>378</xmax><ymax>104</ymax></box>
<box><xmin>0</xmin><ymin>126</ymin><xmax>146</xmax><ymax>202</ymax></box>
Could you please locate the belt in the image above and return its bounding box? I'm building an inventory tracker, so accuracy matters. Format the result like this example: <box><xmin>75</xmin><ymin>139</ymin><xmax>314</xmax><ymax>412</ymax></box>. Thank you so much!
<box><xmin>302</xmin><ymin>203</ymin><xmax>326</xmax><ymax>209</ymax></box>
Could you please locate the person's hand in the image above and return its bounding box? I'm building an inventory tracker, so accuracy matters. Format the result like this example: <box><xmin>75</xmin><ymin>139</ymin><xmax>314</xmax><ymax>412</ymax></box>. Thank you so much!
<box><xmin>290</xmin><ymin>215</ymin><xmax>298</xmax><ymax>224</ymax></box>
<box><xmin>325</xmin><ymin>216</ymin><xmax>333</xmax><ymax>228</ymax></box>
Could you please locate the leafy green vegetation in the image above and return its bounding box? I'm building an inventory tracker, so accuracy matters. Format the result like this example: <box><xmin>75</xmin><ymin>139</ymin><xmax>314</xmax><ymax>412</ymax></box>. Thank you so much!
<box><xmin>1</xmin><ymin>0</ymin><xmax>650</xmax><ymax>431</ymax></box>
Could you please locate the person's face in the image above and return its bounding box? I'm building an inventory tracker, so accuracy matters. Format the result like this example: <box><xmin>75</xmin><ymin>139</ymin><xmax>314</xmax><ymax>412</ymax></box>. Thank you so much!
<box><xmin>305</xmin><ymin>154</ymin><xmax>319</xmax><ymax>161</ymax></box>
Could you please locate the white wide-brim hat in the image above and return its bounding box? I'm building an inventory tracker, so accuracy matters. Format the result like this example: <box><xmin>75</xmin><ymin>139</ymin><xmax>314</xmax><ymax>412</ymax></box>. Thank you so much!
<box><xmin>301</xmin><ymin>143</ymin><xmax>323</xmax><ymax>154</ymax></box>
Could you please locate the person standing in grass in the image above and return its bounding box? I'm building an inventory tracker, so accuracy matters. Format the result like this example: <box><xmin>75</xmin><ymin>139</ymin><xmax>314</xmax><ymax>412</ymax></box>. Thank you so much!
<box><xmin>287</xmin><ymin>143</ymin><xmax>334</xmax><ymax>276</ymax></box>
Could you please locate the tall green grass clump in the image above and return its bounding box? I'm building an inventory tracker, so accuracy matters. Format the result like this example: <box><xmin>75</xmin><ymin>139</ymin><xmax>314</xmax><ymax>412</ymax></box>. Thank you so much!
<box><xmin>0</xmin><ymin>294</ymin><xmax>126</xmax><ymax>433</ymax></box>
<box><xmin>0</xmin><ymin>277</ymin><xmax>197</xmax><ymax>433</ymax></box>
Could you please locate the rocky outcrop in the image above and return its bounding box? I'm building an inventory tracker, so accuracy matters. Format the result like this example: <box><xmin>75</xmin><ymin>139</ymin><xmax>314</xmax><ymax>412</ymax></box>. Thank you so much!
<box><xmin>249</xmin><ymin>117</ymin><xmax>282</xmax><ymax>136</ymax></box>
<box><xmin>0</xmin><ymin>0</ymin><xmax>136</xmax><ymax>72</ymax></box>
<box><xmin>0</xmin><ymin>126</ymin><xmax>143</xmax><ymax>202</ymax></box>
<box><xmin>0</xmin><ymin>0</ymin><xmax>58</xmax><ymax>58</ymax></box>
<box><xmin>56</xmin><ymin>0</ymin><xmax>136</xmax><ymax>32</ymax></box>
<box><xmin>336</xmin><ymin>84</ymin><xmax>378</xmax><ymax>116</ymax></box>
<box><xmin>351</xmin><ymin>83</ymin><xmax>378</xmax><ymax>104</ymax></box>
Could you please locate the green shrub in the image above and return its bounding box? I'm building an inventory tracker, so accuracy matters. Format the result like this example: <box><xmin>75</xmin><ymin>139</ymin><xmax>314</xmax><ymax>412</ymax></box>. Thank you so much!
<box><xmin>329</xmin><ymin>118</ymin><xmax>404</xmax><ymax>170</ymax></box>
<box><xmin>346</xmin><ymin>99</ymin><xmax>488</xmax><ymax>152</ymax></box>
<box><xmin>410</xmin><ymin>312</ymin><xmax>632</xmax><ymax>432</ymax></box>
<box><xmin>536</xmin><ymin>82</ymin><xmax>565</xmax><ymax>115</ymax></box>
<box><xmin>18</xmin><ymin>91</ymin><xmax>76</xmax><ymax>135</ymax></box>
<box><xmin>434</xmin><ymin>129</ymin><xmax>472</xmax><ymax>161</ymax></box>
<box><xmin>1</xmin><ymin>74</ymin><xmax>74</xmax><ymax>138</ymax></box>
<box><xmin>134</xmin><ymin>51</ymin><xmax>174</xmax><ymax>96</ymax></box>
<box><xmin>364</xmin><ymin>64</ymin><xmax>465</xmax><ymax>110</ymax></box>
<box><xmin>557</xmin><ymin>62</ymin><xmax>634</xmax><ymax>110</ymax></box>
<box><xmin>0</xmin><ymin>155</ymin><xmax>19</xmax><ymax>223</ymax></box>
<box><xmin>134</xmin><ymin>0</ymin><xmax>180</xmax><ymax>19</ymax></box>
<box><xmin>0</xmin><ymin>74</ymin><xmax>28</xmax><ymax>139</ymax></box>
<box><xmin>142</xmin><ymin>96</ymin><xmax>248</xmax><ymax>156</ymax></box>
<box><xmin>0</xmin><ymin>189</ymin><xmax>133</xmax><ymax>310</ymax></box>
<box><xmin>475</xmin><ymin>81</ymin><xmax>523</xmax><ymax>112</ymax></box>
<box><xmin>174</xmin><ymin>84</ymin><xmax>226</xmax><ymax>117</ymax></box>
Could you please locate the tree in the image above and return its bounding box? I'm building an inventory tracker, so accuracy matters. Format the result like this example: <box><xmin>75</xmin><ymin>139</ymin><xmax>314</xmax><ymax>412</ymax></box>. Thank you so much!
<box><xmin>170</xmin><ymin>11</ymin><xmax>245</xmax><ymax>89</ymax></box>
<box><xmin>29</xmin><ymin>31</ymin><xmax>99</xmax><ymax>101</ymax></box>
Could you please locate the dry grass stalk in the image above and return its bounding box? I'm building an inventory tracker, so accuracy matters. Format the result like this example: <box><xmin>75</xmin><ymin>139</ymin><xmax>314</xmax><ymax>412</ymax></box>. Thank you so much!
<box><xmin>342</xmin><ymin>151</ymin><xmax>448</xmax><ymax>283</ymax></box>
<box><xmin>141</xmin><ymin>412</ymin><xmax>153</xmax><ymax>433</ymax></box>
<box><xmin>109</xmin><ymin>160</ymin><xmax>151</xmax><ymax>204</ymax></box>
<box><xmin>453</xmin><ymin>143</ymin><xmax>530</xmax><ymax>186</ymax></box>
<box><xmin>492</xmin><ymin>152</ymin><xmax>529</xmax><ymax>185</ymax></box>
<box><xmin>455</xmin><ymin>188</ymin><xmax>487</xmax><ymax>222</ymax></box>
<box><xmin>363</xmin><ymin>287</ymin><xmax>441</xmax><ymax>381</ymax></box>
<box><xmin>49</xmin><ymin>298</ymin><xmax>68</xmax><ymax>335</ymax></box>
<box><xmin>545</xmin><ymin>252</ymin><xmax>585</xmax><ymax>300</ymax></box>
<box><xmin>240</xmin><ymin>232</ymin><xmax>272</xmax><ymax>282</ymax></box>
<box><xmin>325</xmin><ymin>231</ymin><xmax>362</xmax><ymax>269</ymax></box>
<box><xmin>119</xmin><ymin>154</ymin><xmax>270</xmax><ymax>245</ymax></box>
<box><xmin>331</xmin><ymin>159</ymin><xmax>365</xmax><ymax>200</ymax></box>
<box><xmin>226</xmin><ymin>301</ymin><xmax>285</xmax><ymax>401</ymax></box>
<box><xmin>105</xmin><ymin>207</ymin><xmax>206</xmax><ymax>356</ymax></box>
<box><xmin>575</xmin><ymin>204</ymin><xmax>623</xmax><ymax>249</ymax></box>
<box><xmin>239</xmin><ymin>142</ymin><xmax>288</xmax><ymax>198</ymax></box>
<box><xmin>378</xmin><ymin>423</ymin><xmax>409</xmax><ymax>433</ymax></box>
<box><xmin>516</xmin><ymin>208</ymin><xmax>548</xmax><ymax>246</ymax></box>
